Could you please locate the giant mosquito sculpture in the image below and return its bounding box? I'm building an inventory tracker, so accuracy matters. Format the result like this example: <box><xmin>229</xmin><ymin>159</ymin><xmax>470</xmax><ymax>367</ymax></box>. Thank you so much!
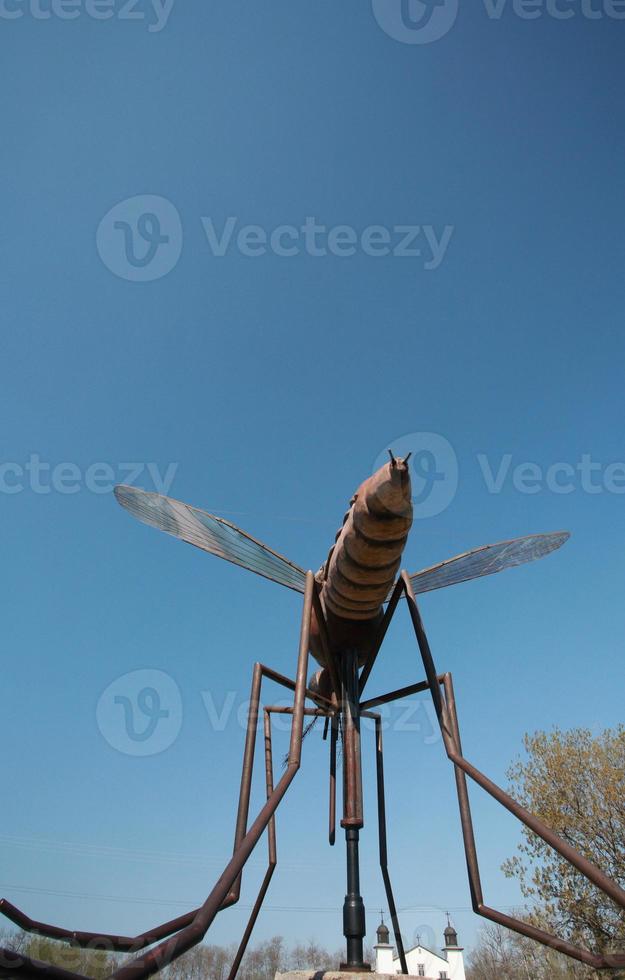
<box><xmin>2</xmin><ymin>455</ymin><xmax>625</xmax><ymax>977</ymax></box>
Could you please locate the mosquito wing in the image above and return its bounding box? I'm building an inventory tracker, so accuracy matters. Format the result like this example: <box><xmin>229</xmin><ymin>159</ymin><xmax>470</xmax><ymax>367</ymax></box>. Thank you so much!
<box><xmin>114</xmin><ymin>485</ymin><xmax>308</xmax><ymax>594</ymax></box>
<box><xmin>396</xmin><ymin>531</ymin><xmax>570</xmax><ymax>598</ymax></box>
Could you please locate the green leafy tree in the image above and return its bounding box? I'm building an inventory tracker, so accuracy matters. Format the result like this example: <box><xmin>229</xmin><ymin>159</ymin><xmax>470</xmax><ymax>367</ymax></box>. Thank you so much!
<box><xmin>502</xmin><ymin>726</ymin><xmax>625</xmax><ymax>970</ymax></box>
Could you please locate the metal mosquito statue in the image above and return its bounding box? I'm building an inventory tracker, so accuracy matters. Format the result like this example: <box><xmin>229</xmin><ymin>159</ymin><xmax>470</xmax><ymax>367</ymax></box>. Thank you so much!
<box><xmin>3</xmin><ymin>454</ymin><xmax>625</xmax><ymax>978</ymax></box>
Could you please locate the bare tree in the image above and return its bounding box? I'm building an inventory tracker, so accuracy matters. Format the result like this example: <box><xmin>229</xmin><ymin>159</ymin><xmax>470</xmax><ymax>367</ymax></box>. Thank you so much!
<box><xmin>0</xmin><ymin>927</ymin><xmax>371</xmax><ymax>978</ymax></box>
<box><xmin>466</xmin><ymin>921</ymin><xmax>591</xmax><ymax>980</ymax></box>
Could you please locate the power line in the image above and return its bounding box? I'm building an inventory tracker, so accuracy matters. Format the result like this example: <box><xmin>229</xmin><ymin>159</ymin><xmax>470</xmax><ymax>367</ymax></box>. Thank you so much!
<box><xmin>0</xmin><ymin>883</ymin><xmax>340</xmax><ymax>914</ymax></box>
<box><xmin>0</xmin><ymin>882</ymin><xmax>517</xmax><ymax>918</ymax></box>
<box><xmin>0</xmin><ymin>835</ymin><xmax>333</xmax><ymax>873</ymax></box>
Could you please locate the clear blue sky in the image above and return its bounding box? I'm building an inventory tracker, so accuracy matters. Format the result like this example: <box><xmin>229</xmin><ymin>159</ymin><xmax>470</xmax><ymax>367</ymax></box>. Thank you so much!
<box><xmin>2</xmin><ymin>0</ymin><xmax>624</xmax><ymax>962</ymax></box>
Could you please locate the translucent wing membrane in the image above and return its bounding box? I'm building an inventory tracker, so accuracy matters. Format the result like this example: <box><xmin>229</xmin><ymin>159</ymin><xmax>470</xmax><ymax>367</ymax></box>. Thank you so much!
<box><xmin>114</xmin><ymin>486</ymin><xmax>308</xmax><ymax>594</ymax></box>
<box><xmin>397</xmin><ymin>531</ymin><xmax>570</xmax><ymax>599</ymax></box>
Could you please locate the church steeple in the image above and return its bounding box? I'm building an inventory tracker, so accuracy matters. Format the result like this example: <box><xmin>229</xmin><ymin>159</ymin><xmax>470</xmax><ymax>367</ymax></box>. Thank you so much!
<box><xmin>374</xmin><ymin>912</ymin><xmax>395</xmax><ymax>974</ymax></box>
<box><xmin>443</xmin><ymin>912</ymin><xmax>461</xmax><ymax>949</ymax></box>
<box><xmin>444</xmin><ymin>912</ymin><xmax>460</xmax><ymax>949</ymax></box>
<box><xmin>376</xmin><ymin>912</ymin><xmax>390</xmax><ymax>946</ymax></box>
<box><xmin>442</xmin><ymin>913</ymin><xmax>466</xmax><ymax>979</ymax></box>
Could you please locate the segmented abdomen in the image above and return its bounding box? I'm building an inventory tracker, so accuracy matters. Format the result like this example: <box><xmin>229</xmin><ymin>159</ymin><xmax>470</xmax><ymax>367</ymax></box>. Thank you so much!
<box><xmin>321</xmin><ymin>459</ymin><xmax>412</xmax><ymax>621</ymax></box>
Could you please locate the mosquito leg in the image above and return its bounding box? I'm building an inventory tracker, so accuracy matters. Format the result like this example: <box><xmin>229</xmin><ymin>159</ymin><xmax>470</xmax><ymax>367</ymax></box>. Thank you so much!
<box><xmin>108</xmin><ymin>571</ymin><xmax>315</xmax><ymax>980</ymax></box>
<box><xmin>373</xmin><ymin>714</ymin><xmax>409</xmax><ymax>975</ymax></box>
<box><xmin>227</xmin><ymin>708</ymin><xmax>278</xmax><ymax>980</ymax></box>
<box><xmin>222</xmin><ymin>661</ymin><xmax>263</xmax><ymax>909</ymax></box>
<box><xmin>0</xmin><ymin>946</ymin><xmax>89</xmax><ymax>980</ymax></box>
<box><xmin>0</xmin><ymin>659</ymin><xmax>274</xmax><ymax>946</ymax></box>
<box><xmin>0</xmin><ymin>573</ymin><xmax>317</xmax><ymax>980</ymax></box>
<box><xmin>329</xmin><ymin>712</ymin><xmax>338</xmax><ymax>846</ymax></box>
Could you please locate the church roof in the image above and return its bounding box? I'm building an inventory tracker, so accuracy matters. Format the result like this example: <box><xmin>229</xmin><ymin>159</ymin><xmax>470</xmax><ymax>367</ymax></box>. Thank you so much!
<box><xmin>397</xmin><ymin>942</ymin><xmax>448</xmax><ymax>965</ymax></box>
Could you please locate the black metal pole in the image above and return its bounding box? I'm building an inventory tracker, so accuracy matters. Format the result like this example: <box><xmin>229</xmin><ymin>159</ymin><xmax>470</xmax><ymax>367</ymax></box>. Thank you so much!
<box><xmin>340</xmin><ymin>650</ymin><xmax>370</xmax><ymax>973</ymax></box>
<box><xmin>343</xmin><ymin>827</ymin><xmax>368</xmax><ymax>970</ymax></box>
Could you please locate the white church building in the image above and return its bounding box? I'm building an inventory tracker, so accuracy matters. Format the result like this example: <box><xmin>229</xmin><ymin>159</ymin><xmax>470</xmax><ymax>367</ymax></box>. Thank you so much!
<box><xmin>374</xmin><ymin>917</ymin><xmax>466</xmax><ymax>979</ymax></box>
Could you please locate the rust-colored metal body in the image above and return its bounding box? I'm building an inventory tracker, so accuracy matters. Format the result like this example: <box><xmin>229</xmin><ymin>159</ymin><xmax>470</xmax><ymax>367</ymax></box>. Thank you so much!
<box><xmin>3</xmin><ymin>458</ymin><xmax>622</xmax><ymax>978</ymax></box>
<box><xmin>309</xmin><ymin>456</ymin><xmax>412</xmax><ymax>677</ymax></box>
<box><xmin>320</xmin><ymin>456</ymin><xmax>413</xmax><ymax>621</ymax></box>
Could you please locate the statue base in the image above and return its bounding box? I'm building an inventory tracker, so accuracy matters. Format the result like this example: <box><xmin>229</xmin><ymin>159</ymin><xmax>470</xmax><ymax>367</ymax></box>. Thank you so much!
<box><xmin>275</xmin><ymin>973</ymin><xmax>421</xmax><ymax>979</ymax></box>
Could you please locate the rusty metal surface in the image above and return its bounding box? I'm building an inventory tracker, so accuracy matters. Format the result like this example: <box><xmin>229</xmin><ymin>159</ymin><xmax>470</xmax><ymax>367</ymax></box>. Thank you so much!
<box><xmin>10</xmin><ymin>458</ymin><xmax>623</xmax><ymax>980</ymax></box>
<box><xmin>0</xmin><ymin>899</ymin><xmax>202</xmax><ymax>953</ymax></box>
<box><xmin>321</xmin><ymin>456</ymin><xmax>413</xmax><ymax>622</ymax></box>
<box><xmin>226</xmin><ymin>709</ymin><xmax>278</xmax><ymax>980</ymax></box>
<box><xmin>5</xmin><ymin>562</ymin><xmax>624</xmax><ymax>977</ymax></box>
<box><xmin>226</xmin><ymin>662</ymin><xmax>263</xmax><ymax>909</ymax></box>
<box><xmin>358</xmin><ymin>577</ymin><xmax>405</xmax><ymax>696</ymax></box>
<box><xmin>1</xmin><ymin>574</ymin><xmax>315</xmax><ymax>980</ymax></box>
<box><xmin>360</xmin><ymin>679</ymin><xmax>433</xmax><ymax>713</ymax></box>
<box><xmin>114</xmin><ymin>460</ymin><xmax>570</xmax><ymax>676</ymax></box>
<box><xmin>340</xmin><ymin>651</ymin><xmax>364</xmax><ymax>831</ymax></box>
<box><xmin>402</xmin><ymin>586</ymin><xmax>625</xmax><ymax>972</ymax></box>
<box><xmin>112</xmin><ymin>572</ymin><xmax>315</xmax><ymax>980</ymax></box>
<box><xmin>0</xmin><ymin>949</ymin><xmax>90</xmax><ymax>980</ymax></box>
<box><xmin>311</xmin><ymin>580</ymin><xmax>342</xmax><ymax>702</ymax></box>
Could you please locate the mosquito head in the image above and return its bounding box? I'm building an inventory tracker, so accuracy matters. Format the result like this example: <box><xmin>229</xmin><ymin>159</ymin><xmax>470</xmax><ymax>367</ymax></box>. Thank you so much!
<box><xmin>365</xmin><ymin>452</ymin><xmax>413</xmax><ymax>517</ymax></box>
<box><xmin>387</xmin><ymin>449</ymin><xmax>412</xmax><ymax>474</ymax></box>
